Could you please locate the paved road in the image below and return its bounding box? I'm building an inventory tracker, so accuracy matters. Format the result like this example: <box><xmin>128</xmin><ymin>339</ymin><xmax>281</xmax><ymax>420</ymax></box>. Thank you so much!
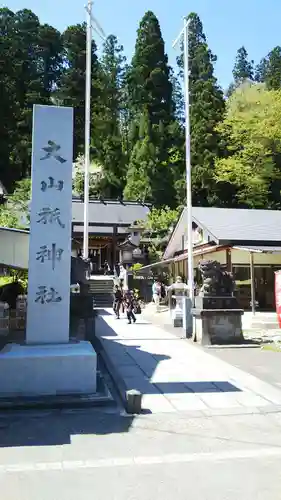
<box><xmin>210</xmin><ymin>346</ymin><xmax>281</xmax><ymax>389</ymax></box>
<box><xmin>1</xmin><ymin>408</ymin><xmax>281</xmax><ymax>499</ymax></box>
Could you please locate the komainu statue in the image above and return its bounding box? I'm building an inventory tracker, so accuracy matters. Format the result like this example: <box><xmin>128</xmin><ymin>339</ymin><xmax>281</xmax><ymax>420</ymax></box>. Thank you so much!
<box><xmin>198</xmin><ymin>260</ymin><xmax>234</xmax><ymax>297</ymax></box>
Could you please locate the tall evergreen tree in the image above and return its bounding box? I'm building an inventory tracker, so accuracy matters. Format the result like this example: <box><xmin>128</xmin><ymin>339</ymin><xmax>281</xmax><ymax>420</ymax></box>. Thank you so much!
<box><xmin>57</xmin><ymin>24</ymin><xmax>100</xmax><ymax>159</ymax></box>
<box><xmin>126</xmin><ymin>10</ymin><xmax>174</xmax><ymax>126</ymax></box>
<box><xmin>37</xmin><ymin>23</ymin><xmax>63</xmax><ymax>99</ymax></box>
<box><xmin>233</xmin><ymin>46</ymin><xmax>254</xmax><ymax>83</ymax></box>
<box><xmin>0</xmin><ymin>8</ymin><xmax>19</xmax><ymax>190</ymax></box>
<box><xmin>124</xmin><ymin>11</ymin><xmax>177</xmax><ymax>206</ymax></box>
<box><xmin>0</xmin><ymin>8</ymin><xmax>63</xmax><ymax>189</ymax></box>
<box><xmin>93</xmin><ymin>35</ymin><xmax>127</xmax><ymax>198</ymax></box>
<box><xmin>124</xmin><ymin>112</ymin><xmax>176</xmax><ymax>206</ymax></box>
<box><xmin>177</xmin><ymin>12</ymin><xmax>225</xmax><ymax>205</ymax></box>
<box><xmin>255</xmin><ymin>46</ymin><xmax>281</xmax><ymax>89</ymax></box>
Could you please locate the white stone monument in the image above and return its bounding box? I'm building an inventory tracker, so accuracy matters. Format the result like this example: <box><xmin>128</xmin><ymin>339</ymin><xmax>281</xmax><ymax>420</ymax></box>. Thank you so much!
<box><xmin>0</xmin><ymin>105</ymin><xmax>97</xmax><ymax>397</ymax></box>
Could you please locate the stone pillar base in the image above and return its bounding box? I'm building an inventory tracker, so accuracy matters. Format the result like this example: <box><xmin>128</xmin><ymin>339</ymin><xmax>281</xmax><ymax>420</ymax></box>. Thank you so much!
<box><xmin>0</xmin><ymin>341</ymin><xmax>97</xmax><ymax>397</ymax></box>
<box><xmin>171</xmin><ymin>307</ymin><xmax>183</xmax><ymax>327</ymax></box>
<box><xmin>192</xmin><ymin>309</ymin><xmax>244</xmax><ymax>345</ymax></box>
<box><xmin>182</xmin><ymin>297</ymin><xmax>193</xmax><ymax>337</ymax></box>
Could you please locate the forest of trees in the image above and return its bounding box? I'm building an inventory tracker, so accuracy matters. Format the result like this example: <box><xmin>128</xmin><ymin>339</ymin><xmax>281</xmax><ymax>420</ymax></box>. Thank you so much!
<box><xmin>2</xmin><ymin>7</ymin><xmax>281</xmax><ymax>225</ymax></box>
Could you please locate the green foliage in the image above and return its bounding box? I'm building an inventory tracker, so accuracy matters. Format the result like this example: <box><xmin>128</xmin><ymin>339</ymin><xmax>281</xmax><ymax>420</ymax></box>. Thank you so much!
<box><xmin>0</xmin><ymin>178</ymin><xmax>31</xmax><ymax>228</ymax></box>
<box><xmin>0</xmin><ymin>270</ymin><xmax>28</xmax><ymax>290</ymax></box>
<box><xmin>0</xmin><ymin>207</ymin><xmax>20</xmax><ymax>228</ymax></box>
<box><xmin>72</xmin><ymin>156</ymin><xmax>105</xmax><ymax>197</ymax></box>
<box><xmin>2</xmin><ymin>6</ymin><xmax>281</xmax><ymax>219</ymax></box>
<box><xmin>143</xmin><ymin>206</ymin><xmax>180</xmax><ymax>234</ymax></box>
<box><xmin>131</xmin><ymin>263</ymin><xmax>143</xmax><ymax>276</ymax></box>
<box><xmin>137</xmin><ymin>206</ymin><xmax>180</xmax><ymax>262</ymax></box>
<box><xmin>215</xmin><ymin>83</ymin><xmax>281</xmax><ymax>208</ymax></box>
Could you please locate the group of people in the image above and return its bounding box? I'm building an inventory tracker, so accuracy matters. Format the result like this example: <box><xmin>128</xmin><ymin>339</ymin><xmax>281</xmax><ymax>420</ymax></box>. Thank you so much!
<box><xmin>113</xmin><ymin>285</ymin><xmax>141</xmax><ymax>324</ymax></box>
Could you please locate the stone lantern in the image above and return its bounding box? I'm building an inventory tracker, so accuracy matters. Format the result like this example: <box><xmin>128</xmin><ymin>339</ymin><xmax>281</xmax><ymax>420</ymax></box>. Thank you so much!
<box><xmin>118</xmin><ymin>240</ymin><xmax>137</xmax><ymax>266</ymax></box>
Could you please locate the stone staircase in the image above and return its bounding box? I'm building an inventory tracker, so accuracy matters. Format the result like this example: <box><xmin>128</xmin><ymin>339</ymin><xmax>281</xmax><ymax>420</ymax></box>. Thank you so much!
<box><xmin>88</xmin><ymin>276</ymin><xmax>114</xmax><ymax>308</ymax></box>
<box><xmin>243</xmin><ymin>312</ymin><xmax>279</xmax><ymax>331</ymax></box>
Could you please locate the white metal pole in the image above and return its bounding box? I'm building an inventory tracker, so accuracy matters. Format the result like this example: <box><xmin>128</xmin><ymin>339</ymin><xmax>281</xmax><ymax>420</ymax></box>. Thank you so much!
<box><xmin>83</xmin><ymin>0</ymin><xmax>92</xmax><ymax>260</ymax></box>
<box><xmin>183</xmin><ymin>18</ymin><xmax>194</xmax><ymax>303</ymax></box>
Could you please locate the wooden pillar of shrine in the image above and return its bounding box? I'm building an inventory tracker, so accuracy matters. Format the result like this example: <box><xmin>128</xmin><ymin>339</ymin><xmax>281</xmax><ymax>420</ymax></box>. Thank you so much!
<box><xmin>112</xmin><ymin>225</ymin><xmax>118</xmax><ymax>271</ymax></box>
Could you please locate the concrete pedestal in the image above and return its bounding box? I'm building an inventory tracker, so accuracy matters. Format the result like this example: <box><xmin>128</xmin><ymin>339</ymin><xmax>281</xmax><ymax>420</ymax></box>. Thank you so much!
<box><xmin>192</xmin><ymin>309</ymin><xmax>244</xmax><ymax>345</ymax></box>
<box><xmin>0</xmin><ymin>342</ymin><xmax>97</xmax><ymax>397</ymax></box>
<box><xmin>171</xmin><ymin>296</ymin><xmax>185</xmax><ymax>327</ymax></box>
<box><xmin>182</xmin><ymin>297</ymin><xmax>193</xmax><ymax>337</ymax></box>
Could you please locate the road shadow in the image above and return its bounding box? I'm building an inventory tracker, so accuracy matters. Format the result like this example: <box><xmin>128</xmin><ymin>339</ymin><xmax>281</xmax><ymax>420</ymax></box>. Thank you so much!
<box><xmin>0</xmin><ymin>410</ymin><xmax>133</xmax><ymax>448</ymax></box>
<box><xmin>95</xmin><ymin>308</ymin><xmax>112</xmax><ymax>316</ymax></box>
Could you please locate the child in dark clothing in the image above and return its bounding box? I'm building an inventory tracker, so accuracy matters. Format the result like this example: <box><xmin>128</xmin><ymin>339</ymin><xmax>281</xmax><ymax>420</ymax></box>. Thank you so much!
<box><xmin>113</xmin><ymin>285</ymin><xmax>123</xmax><ymax>319</ymax></box>
<box><xmin>125</xmin><ymin>291</ymin><xmax>136</xmax><ymax>324</ymax></box>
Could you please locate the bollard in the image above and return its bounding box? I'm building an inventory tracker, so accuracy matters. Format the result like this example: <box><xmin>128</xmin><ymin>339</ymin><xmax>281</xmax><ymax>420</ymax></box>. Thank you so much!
<box><xmin>126</xmin><ymin>389</ymin><xmax>142</xmax><ymax>414</ymax></box>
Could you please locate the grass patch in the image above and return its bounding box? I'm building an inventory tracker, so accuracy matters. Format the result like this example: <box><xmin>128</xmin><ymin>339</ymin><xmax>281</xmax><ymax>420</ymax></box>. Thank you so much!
<box><xmin>0</xmin><ymin>276</ymin><xmax>13</xmax><ymax>287</ymax></box>
<box><xmin>262</xmin><ymin>343</ymin><xmax>281</xmax><ymax>352</ymax></box>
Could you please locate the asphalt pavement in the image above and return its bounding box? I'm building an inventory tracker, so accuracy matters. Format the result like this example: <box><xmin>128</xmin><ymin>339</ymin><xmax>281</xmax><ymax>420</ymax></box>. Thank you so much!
<box><xmin>1</xmin><ymin>408</ymin><xmax>281</xmax><ymax>499</ymax></box>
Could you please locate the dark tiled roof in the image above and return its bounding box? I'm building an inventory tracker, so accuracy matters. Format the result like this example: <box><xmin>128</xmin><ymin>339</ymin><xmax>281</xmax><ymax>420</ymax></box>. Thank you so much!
<box><xmin>192</xmin><ymin>207</ymin><xmax>281</xmax><ymax>243</ymax></box>
<box><xmin>72</xmin><ymin>199</ymin><xmax>150</xmax><ymax>226</ymax></box>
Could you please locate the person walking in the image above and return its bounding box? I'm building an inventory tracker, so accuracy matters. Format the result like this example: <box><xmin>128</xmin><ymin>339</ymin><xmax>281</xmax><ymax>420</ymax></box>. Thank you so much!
<box><xmin>152</xmin><ymin>278</ymin><xmax>162</xmax><ymax>312</ymax></box>
<box><xmin>113</xmin><ymin>285</ymin><xmax>123</xmax><ymax>319</ymax></box>
<box><xmin>125</xmin><ymin>291</ymin><xmax>136</xmax><ymax>324</ymax></box>
<box><xmin>103</xmin><ymin>260</ymin><xmax>110</xmax><ymax>275</ymax></box>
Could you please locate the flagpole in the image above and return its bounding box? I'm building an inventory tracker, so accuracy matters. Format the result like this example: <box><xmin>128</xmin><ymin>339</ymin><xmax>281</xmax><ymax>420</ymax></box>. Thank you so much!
<box><xmin>83</xmin><ymin>1</ymin><xmax>106</xmax><ymax>261</ymax></box>
<box><xmin>173</xmin><ymin>17</ymin><xmax>194</xmax><ymax>303</ymax></box>
<box><xmin>83</xmin><ymin>0</ymin><xmax>92</xmax><ymax>260</ymax></box>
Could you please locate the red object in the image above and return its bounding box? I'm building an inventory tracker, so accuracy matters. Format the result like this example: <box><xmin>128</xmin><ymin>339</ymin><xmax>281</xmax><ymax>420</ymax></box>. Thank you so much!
<box><xmin>275</xmin><ymin>271</ymin><xmax>281</xmax><ymax>328</ymax></box>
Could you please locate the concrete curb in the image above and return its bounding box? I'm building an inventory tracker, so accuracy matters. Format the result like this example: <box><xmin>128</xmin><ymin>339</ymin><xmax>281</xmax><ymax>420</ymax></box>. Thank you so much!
<box><xmin>0</xmin><ymin>372</ymin><xmax>114</xmax><ymax>412</ymax></box>
<box><xmin>92</xmin><ymin>336</ymin><xmax>142</xmax><ymax>414</ymax></box>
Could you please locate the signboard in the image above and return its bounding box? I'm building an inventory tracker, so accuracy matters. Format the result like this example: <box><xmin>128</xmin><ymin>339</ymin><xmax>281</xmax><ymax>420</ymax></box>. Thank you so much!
<box><xmin>275</xmin><ymin>270</ymin><xmax>281</xmax><ymax>329</ymax></box>
<box><xmin>26</xmin><ymin>105</ymin><xmax>73</xmax><ymax>344</ymax></box>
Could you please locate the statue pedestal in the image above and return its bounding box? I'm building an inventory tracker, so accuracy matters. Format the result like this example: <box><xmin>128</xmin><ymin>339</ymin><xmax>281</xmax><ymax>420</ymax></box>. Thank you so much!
<box><xmin>171</xmin><ymin>296</ymin><xmax>184</xmax><ymax>327</ymax></box>
<box><xmin>182</xmin><ymin>297</ymin><xmax>193</xmax><ymax>337</ymax></box>
<box><xmin>192</xmin><ymin>296</ymin><xmax>244</xmax><ymax>345</ymax></box>
<box><xmin>168</xmin><ymin>281</ymin><xmax>189</xmax><ymax>329</ymax></box>
<box><xmin>0</xmin><ymin>342</ymin><xmax>97</xmax><ymax>397</ymax></box>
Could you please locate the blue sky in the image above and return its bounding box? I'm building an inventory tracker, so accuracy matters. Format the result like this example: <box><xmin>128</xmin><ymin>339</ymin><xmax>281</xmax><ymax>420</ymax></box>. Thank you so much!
<box><xmin>5</xmin><ymin>0</ymin><xmax>281</xmax><ymax>89</ymax></box>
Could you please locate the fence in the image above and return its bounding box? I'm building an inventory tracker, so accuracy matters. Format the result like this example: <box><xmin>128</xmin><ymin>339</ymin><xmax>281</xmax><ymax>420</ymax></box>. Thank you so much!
<box><xmin>0</xmin><ymin>295</ymin><xmax>27</xmax><ymax>336</ymax></box>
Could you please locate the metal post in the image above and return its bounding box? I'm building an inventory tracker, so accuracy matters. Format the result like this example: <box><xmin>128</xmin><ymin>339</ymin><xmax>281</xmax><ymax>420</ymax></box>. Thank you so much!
<box><xmin>83</xmin><ymin>0</ymin><xmax>92</xmax><ymax>260</ymax></box>
<box><xmin>183</xmin><ymin>18</ymin><xmax>194</xmax><ymax>304</ymax></box>
<box><xmin>250</xmin><ymin>252</ymin><xmax>256</xmax><ymax>315</ymax></box>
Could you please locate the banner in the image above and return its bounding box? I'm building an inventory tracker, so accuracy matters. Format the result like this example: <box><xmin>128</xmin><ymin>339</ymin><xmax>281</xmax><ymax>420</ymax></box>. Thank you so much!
<box><xmin>275</xmin><ymin>270</ymin><xmax>281</xmax><ymax>329</ymax></box>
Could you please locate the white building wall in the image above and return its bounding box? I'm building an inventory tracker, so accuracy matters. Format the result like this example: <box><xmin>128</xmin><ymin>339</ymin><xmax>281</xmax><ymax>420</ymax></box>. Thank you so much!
<box><xmin>0</xmin><ymin>229</ymin><xmax>29</xmax><ymax>269</ymax></box>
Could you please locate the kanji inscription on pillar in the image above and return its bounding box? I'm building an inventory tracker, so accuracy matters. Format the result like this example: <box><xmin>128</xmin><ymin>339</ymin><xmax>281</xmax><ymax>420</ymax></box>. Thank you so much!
<box><xmin>26</xmin><ymin>105</ymin><xmax>73</xmax><ymax>344</ymax></box>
